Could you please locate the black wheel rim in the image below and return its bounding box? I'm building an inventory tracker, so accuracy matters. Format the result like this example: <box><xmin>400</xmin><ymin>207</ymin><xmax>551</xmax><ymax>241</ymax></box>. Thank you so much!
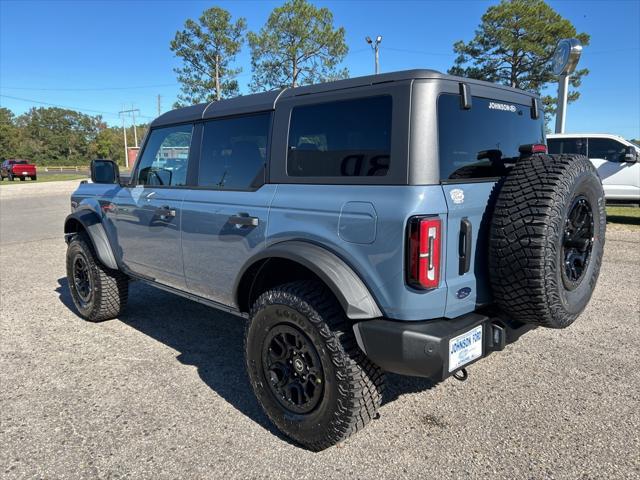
<box><xmin>562</xmin><ymin>196</ymin><xmax>594</xmax><ymax>290</ymax></box>
<box><xmin>73</xmin><ymin>254</ymin><xmax>93</xmax><ymax>305</ymax></box>
<box><xmin>261</xmin><ymin>323</ymin><xmax>324</xmax><ymax>414</ymax></box>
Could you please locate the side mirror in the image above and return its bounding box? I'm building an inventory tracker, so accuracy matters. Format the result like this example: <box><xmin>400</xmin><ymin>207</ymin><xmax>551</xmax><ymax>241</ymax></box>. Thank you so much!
<box><xmin>624</xmin><ymin>146</ymin><xmax>638</xmax><ymax>163</ymax></box>
<box><xmin>91</xmin><ymin>159</ymin><xmax>119</xmax><ymax>184</ymax></box>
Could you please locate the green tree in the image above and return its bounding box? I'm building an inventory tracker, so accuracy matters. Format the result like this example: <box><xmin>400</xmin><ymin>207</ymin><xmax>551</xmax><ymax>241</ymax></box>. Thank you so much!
<box><xmin>248</xmin><ymin>0</ymin><xmax>348</xmax><ymax>91</ymax></box>
<box><xmin>93</xmin><ymin>124</ymin><xmax>148</xmax><ymax>166</ymax></box>
<box><xmin>448</xmin><ymin>0</ymin><xmax>590</xmax><ymax>119</ymax></box>
<box><xmin>16</xmin><ymin>107</ymin><xmax>101</xmax><ymax>166</ymax></box>
<box><xmin>0</xmin><ymin>108</ymin><xmax>21</xmax><ymax>159</ymax></box>
<box><xmin>170</xmin><ymin>6</ymin><xmax>246</xmax><ymax>106</ymax></box>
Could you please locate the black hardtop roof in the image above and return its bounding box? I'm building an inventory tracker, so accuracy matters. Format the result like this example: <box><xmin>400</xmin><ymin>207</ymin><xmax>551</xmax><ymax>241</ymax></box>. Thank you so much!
<box><xmin>151</xmin><ymin>69</ymin><xmax>538</xmax><ymax>128</ymax></box>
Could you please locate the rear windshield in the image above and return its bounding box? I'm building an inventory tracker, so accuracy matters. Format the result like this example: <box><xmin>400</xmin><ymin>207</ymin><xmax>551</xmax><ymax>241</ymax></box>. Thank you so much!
<box><xmin>438</xmin><ymin>94</ymin><xmax>544</xmax><ymax>181</ymax></box>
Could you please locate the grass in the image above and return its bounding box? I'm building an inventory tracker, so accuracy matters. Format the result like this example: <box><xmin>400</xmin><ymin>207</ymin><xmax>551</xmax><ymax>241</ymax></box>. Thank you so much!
<box><xmin>606</xmin><ymin>204</ymin><xmax>640</xmax><ymax>229</ymax></box>
<box><xmin>0</xmin><ymin>174</ymin><xmax>88</xmax><ymax>186</ymax></box>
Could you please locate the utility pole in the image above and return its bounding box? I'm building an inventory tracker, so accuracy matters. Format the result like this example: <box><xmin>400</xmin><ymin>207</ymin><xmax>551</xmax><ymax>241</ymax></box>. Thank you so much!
<box><xmin>119</xmin><ymin>111</ymin><xmax>129</xmax><ymax>169</ymax></box>
<box><xmin>119</xmin><ymin>107</ymin><xmax>140</xmax><ymax>168</ymax></box>
<box><xmin>365</xmin><ymin>35</ymin><xmax>382</xmax><ymax>74</ymax></box>
<box><xmin>131</xmin><ymin>105</ymin><xmax>138</xmax><ymax>148</ymax></box>
<box><xmin>157</xmin><ymin>94</ymin><xmax>162</xmax><ymax>116</ymax></box>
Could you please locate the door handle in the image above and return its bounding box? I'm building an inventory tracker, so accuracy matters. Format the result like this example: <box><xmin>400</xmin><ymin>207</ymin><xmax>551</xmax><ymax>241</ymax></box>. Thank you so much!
<box><xmin>156</xmin><ymin>205</ymin><xmax>176</xmax><ymax>219</ymax></box>
<box><xmin>458</xmin><ymin>217</ymin><xmax>472</xmax><ymax>275</ymax></box>
<box><xmin>229</xmin><ymin>214</ymin><xmax>259</xmax><ymax>227</ymax></box>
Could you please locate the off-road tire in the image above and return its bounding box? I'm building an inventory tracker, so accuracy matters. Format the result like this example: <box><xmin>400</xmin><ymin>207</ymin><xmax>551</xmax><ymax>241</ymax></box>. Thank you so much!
<box><xmin>489</xmin><ymin>153</ymin><xmax>606</xmax><ymax>329</ymax></box>
<box><xmin>19</xmin><ymin>177</ymin><xmax>24</xmax><ymax>181</ymax></box>
<box><xmin>66</xmin><ymin>232</ymin><xmax>129</xmax><ymax>322</ymax></box>
<box><xmin>32</xmin><ymin>176</ymin><xmax>37</xmax><ymax>181</ymax></box>
<box><xmin>245</xmin><ymin>280</ymin><xmax>385</xmax><ymax>451</ymax></box>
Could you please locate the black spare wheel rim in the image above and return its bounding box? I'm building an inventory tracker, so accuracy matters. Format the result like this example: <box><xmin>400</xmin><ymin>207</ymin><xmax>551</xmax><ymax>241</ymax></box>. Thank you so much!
<box><xmin>562</xmin><ymin>195</ymin><xmax>594</xmax><ymax>290</ymax></box>
<box><xmin>261</xmin><ymin>323</ymin><xmax>324</xmax><ymax>414</ymax></box>
<box><xmin>73</xmin><ymin>254</ymin><xmax>93</xmax><ymax>306</ymax></box>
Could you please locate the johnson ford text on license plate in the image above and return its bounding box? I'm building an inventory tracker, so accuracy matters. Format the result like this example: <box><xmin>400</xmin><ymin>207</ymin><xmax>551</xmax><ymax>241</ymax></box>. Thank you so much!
<box><xmin>448</xmin><ymin>325</ymin><xmax>483</xmax><ymax>372</ymax></box>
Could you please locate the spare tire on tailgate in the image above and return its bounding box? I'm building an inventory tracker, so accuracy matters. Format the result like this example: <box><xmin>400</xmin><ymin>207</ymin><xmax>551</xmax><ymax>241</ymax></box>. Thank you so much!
<box><xmin>489</xmin><ymin>153</ymin><xmax>606</xmax><ymax>329</ymax></box>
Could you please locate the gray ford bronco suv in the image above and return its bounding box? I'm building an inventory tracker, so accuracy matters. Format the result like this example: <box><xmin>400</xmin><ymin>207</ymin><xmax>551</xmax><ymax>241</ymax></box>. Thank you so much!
<box><xmin>64</xmin><ymin>69</ymin><xmax>605</xmax><ymax>450</ymax></box>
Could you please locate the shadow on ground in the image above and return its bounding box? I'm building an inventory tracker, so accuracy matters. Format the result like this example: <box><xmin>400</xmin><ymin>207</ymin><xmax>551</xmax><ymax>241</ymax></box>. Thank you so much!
<box><xmin>607</xmin><ymin>215</ymin><xmax>640</xmax><ymax>226</ymax></box>
<box><xmin>56</xmin><ymin>277</ymin><xmax>437</xmax><ymax>443</ymax></box>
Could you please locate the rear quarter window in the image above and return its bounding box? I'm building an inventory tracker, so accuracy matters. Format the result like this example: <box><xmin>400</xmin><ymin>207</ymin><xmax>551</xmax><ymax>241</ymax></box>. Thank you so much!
<box><xmin>287</xmin><ymin>96</ymin><xmax>392</xmax><ymax>178</ymax></box>
<box><xmin>438</xmin><ymin>94</ymin><xmax>544</xmax><ymax>181</ymax></box>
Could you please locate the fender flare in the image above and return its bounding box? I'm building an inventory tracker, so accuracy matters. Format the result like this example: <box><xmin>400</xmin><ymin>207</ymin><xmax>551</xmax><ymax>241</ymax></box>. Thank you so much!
<box><xmin>64</xmin><ymin>209</ymin><xmax>118</xmax><ymax>270</ymax></box>
<box><xmin>235</xmin><ymin>241</ymin><xmax>383</xmax><ymax>320</ymax></box>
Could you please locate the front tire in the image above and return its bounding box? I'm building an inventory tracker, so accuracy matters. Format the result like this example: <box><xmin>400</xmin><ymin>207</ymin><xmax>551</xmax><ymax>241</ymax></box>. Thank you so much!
<box><xmin>245</xmin><ymin>281</ymin><xmax>385</xmax><ymax>450</ymax></box>
<box><xmin>66</xmin><ymin>232</ymin><xmax>129</xmax><ymax>321</ymax></box>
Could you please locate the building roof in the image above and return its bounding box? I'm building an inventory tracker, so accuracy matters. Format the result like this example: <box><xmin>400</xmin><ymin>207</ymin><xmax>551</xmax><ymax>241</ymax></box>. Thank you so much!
<box><xmin>151</xmin><ymin>69</ymin><xmax>537</xmax><ymax>128</ymax></box>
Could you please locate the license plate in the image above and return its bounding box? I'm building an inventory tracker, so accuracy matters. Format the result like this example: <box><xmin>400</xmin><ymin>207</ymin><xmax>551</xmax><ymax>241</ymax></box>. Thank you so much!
<box><xmin>448</xmin><ymin>325</ymin><xmax>483</xmax><ymax>372</ymax></box>
<box><xmin>22</xmin><ymin>172</ymin><xmax>28</xmax><ymax>175</ymax></box>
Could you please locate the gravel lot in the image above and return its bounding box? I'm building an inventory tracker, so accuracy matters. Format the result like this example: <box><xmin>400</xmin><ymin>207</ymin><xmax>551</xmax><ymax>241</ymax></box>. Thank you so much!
<box><xmin>1</xmin><ymin>181</ymin><xmax>639</xmax><ymax>479</ymax></box>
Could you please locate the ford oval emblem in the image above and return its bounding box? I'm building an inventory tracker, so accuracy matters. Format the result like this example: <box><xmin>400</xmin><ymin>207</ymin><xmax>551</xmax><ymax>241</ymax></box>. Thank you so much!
<box><xmin>450</xmin><ymin>188</ymin><xmax>464</xmax><ymax>204</ymax></box>
<box><xmin>456</xmin><ymin>287</ymin><xmax>471</xmax><ymax>299</ymax></box>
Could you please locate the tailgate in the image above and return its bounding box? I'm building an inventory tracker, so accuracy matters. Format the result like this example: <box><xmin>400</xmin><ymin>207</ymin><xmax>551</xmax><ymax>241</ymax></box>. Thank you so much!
<box><xmin>441</xmin><ymin>182</ymin><xmax>495</xmax><ymax>318</ymax></box>
<box><xmin>15</xmin><ymin>165</ymin><xmax>36</xmax><ymax>174</ymax></box>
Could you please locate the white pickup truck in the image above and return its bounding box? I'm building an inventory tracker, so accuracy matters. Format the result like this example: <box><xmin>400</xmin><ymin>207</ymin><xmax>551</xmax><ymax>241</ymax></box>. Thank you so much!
<box><xmin>547</xmin><ymin>133</ymin><xmax>640</xmax><ymax>201</ymax></box>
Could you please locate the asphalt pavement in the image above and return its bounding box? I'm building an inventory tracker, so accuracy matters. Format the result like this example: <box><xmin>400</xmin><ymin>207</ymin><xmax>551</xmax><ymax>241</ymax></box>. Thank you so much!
<box><xmin>1</xmin><ymin>180</ymin><xmax>639</xmax><ymax>479</ymax></box>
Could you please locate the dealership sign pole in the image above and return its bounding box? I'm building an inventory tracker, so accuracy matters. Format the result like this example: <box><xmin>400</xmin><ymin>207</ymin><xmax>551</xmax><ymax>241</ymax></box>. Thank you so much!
<box><xmin>552</xmin><ymin>38</ymin><xmax>583</xmax><ymax>134</ymax></box>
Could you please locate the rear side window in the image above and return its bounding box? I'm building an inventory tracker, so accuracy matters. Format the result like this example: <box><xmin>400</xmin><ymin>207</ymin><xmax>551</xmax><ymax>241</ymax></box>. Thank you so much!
<box><xmin>287</xmin><ymin>96</ymin><xmax>392</xmax><ymax>177</ymax></box>
<box><xmin>548</xmin><ymin>138</ymin><xmax>587</xmax><ymax>155</ymax></box>
<box><xmin>587</xmin><ymin>138</ymin><xmax>626</xmax><ymax>162</ymax></box>
<box><xmin>136</xmin><ymin>124</ymin><xmax>192</xmax><ymax>186</ymax></box>
<box><xmin>438</xmin><ymin>94</ymin><xmax>544</xmax><ymax>181</ymax></box>
<box><xmin>198</xmin><ymin>113</ymin><xmax>271</xmax><ymax>190</ymax></box>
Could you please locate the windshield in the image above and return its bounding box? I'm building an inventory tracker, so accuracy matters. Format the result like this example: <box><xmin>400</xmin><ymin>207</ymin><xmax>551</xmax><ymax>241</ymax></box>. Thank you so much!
<box><xmin>438</xmin><ymin>94</ymin><xmax>544</xmax><ymax>181</ymax></box>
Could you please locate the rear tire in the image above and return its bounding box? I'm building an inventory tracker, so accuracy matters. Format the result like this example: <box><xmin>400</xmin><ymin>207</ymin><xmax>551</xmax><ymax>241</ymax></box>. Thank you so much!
<box><xmin>245</xmin><ymin>280</ymin><xmax>385</xmax><ymax>450</ymax></box>
<box><xmin>32</xmin><ymin>176</ymin><xmax>37</xmax><ymax>181</ymax></box>
<box><xmin>66</xmin><ymin>232</ymin><xmax>129</xmax><ymax>322</ymax></box>
<box><xmin>19</xmin><ymin>177</ymin><xmax>24</xmax><ymax>181</ymax></box>
<box><xmin>489</xmin><ymin>153</ymin><xmax>606</xmax><ymax>329</ymax></box>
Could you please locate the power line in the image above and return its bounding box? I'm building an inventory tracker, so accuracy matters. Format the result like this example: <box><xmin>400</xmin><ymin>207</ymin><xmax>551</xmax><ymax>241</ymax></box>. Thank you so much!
<box><xmin>0</xmin><ymin>94</ymin><xmax>155</xmax><ymax>119</ymax></box>
<box><xmin>0</xmin><ymin>83</ymin><xmax>180</xmax><ymax>92</ymax></box>
<box><xmin>381</xmin><ymin>46</ymin><xmax>455</xmax><ymax>57</ymax></box>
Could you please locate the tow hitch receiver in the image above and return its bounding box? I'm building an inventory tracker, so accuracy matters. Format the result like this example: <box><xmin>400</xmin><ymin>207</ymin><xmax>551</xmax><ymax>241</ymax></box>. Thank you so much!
<box><xmin>452</xmin><ymin>368</ymin><xmax>468</xmax><ymax>381</ymax></box>
<box><xmin>353</xmin><ymin>313</ymin><xmax>536</xmax><ymax>382</ymax></box>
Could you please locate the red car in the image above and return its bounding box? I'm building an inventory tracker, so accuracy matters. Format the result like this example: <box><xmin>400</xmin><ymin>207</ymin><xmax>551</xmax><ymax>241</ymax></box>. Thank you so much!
<box><xmin>1</xmin><ymin>159</ymin><xmax>37</xmax><ymax>181</ymax></box>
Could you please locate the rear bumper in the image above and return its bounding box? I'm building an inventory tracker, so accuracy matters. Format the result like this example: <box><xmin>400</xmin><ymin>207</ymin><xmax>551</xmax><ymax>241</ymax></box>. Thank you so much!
<box><xmin>353</xmin><ymin>313</ymin><xmax>534</xmax><ymax>381</ymax></box>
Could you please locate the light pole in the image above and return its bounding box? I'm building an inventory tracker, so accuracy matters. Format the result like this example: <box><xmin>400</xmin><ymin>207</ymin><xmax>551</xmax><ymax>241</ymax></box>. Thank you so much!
<box><xmin>551</xmin><ymin>38</ymin><xmax>583</xmax><ymax>134</ymax></box>
<box><xmin>366</xmin><ymin>35</ymin><xmax>382</xmax><ymax>74</ymax></box>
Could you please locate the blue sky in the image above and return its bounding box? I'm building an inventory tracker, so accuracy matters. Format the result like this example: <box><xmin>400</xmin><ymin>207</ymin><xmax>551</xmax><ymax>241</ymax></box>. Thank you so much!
<box><xmin>1</xmin><ymin>0</ymin><xmax>638</xmax><ymax>138</ymax></box>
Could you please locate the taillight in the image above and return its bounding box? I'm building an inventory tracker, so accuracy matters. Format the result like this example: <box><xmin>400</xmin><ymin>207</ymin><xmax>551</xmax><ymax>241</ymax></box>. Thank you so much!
<box><xmin>518</xmin><ymin>143</ymin><xmax>547</xmax><ymax>155</ymax></box>
<box><xmin>407</xmin><ymin>217</ymin><xmax>441</xmax><ymax>289</ymax></box>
